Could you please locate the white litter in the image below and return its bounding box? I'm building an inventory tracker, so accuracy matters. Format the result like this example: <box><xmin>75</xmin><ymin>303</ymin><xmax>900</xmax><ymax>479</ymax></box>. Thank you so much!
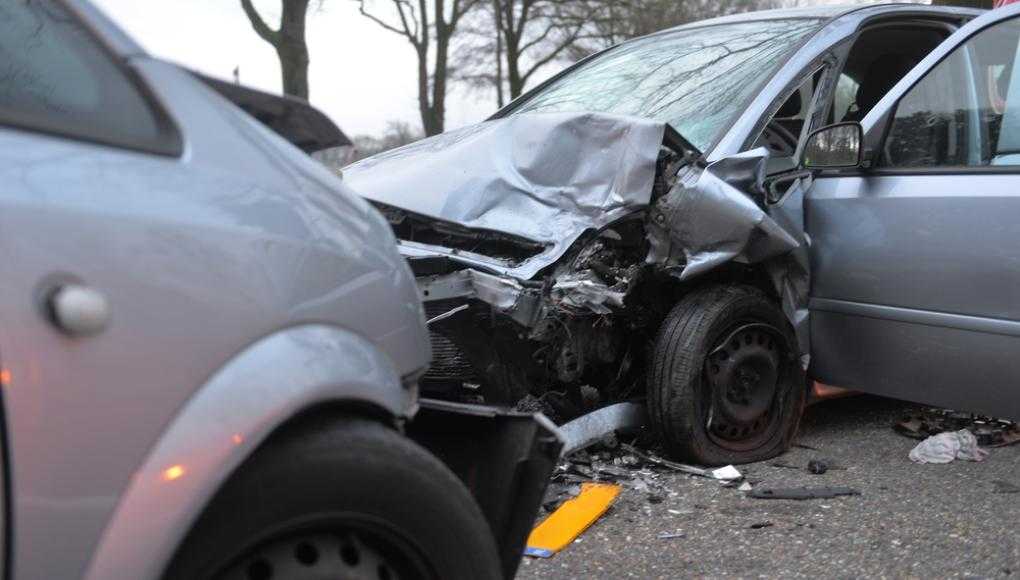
<box><xmin>908</xmin><ymin>429</ymin><xmax>989</xmax><ymax>463</ymax></box>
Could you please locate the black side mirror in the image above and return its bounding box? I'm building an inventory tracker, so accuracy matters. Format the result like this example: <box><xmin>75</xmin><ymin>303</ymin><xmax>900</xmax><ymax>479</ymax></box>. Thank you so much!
<box><xmin>801</xmin><ymin>122</ymin><xmax>863</xmax><ymax>169</ymax></box>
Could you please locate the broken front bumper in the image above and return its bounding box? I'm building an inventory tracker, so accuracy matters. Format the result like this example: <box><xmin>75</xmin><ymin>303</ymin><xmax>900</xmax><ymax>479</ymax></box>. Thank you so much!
<box><xmin>406</xmin><ymin>399</ymin><xmax>563</xmax><ymax>579</ymax></box>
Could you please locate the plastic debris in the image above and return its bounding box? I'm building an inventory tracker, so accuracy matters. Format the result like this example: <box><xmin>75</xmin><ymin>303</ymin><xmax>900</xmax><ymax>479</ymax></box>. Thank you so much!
<box><xmin>749</xmin><ymin>486</ymin><xmax>860</xmax><ymax>500</ymax></box>
<box><xmin>559</xmin><ymin>403</ymin><xmax>647</xmax><ymax>456</ymax></box>
<box><xmin>525</xmin><ymin>482</ymin><xmax>621</xmax><ymax>558</ymax></box>
<box><xmin>658</xmin><ymin>531</ymin><xmax>685</xmax><ymax>539</ymax></box>
<box><xmin>738</xmin><ymin>481</ymin><xmax>753</xmax><ymax>492</ymax></box>
<box><xmin>807</xmin><ymin>459</ymin><xmax>829</xmax><ymax>474</ymax></box>
<box><xmin>908</xmin><ymin>429</ymin><xmax>988</xmax><ymax>464</ymax></box>
<box><xmin>895</xmin><ymin>407</ymin><xmax>1020</xmax><ymax>448</ymax></box>
<box><xmin>621</xmin><ymin>444</ymin><xmax>742</xmax><ymax>481</ymax></box>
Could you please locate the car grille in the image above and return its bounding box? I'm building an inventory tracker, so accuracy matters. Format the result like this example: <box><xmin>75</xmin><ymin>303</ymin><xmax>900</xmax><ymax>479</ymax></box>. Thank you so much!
<box><xmin>423</xmin><ymin>301</ymin><xmax>478</xmax><ymax>383</ymax></box>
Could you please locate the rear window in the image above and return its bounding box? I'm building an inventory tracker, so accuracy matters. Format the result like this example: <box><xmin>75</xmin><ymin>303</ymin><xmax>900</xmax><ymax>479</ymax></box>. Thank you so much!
<box><xmin>0</xmin><ymin>0</ymin><xmax>178</xmax><ymax>155</ymax></box>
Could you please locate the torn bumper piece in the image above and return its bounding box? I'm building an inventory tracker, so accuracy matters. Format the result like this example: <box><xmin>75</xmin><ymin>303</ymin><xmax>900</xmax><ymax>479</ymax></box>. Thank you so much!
<box><xmin>418</xmin><ymin>268</ymin><xmax>543</xmax><ymax>327</ymax></box>
<box><xmin>406</xmin><ymin>399</ymin><xmax>563</xmax><ymax>579</ymax></box>
<box><xmin>559</xmin><ymin>402</ymin><xmax>647</xmax><ymax>456</ymax></box>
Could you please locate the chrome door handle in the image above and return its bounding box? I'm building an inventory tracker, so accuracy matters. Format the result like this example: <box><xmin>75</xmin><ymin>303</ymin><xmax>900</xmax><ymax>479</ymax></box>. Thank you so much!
<box><xmin>48</xmin><ymin>284</ymin><xmax>110</xmax><ymax>336</ymax></box>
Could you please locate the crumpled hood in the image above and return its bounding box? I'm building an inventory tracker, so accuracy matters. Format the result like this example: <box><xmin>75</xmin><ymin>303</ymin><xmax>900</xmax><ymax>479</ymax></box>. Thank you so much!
<box><xmin>344</xmin><ymin>112</ymin><xmax>666</xmax><ymax>278</ymax></box>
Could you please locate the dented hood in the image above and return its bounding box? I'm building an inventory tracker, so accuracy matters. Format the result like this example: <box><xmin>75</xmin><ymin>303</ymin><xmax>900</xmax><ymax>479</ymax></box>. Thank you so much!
<box><xmin>344</xmin><ymin>112</ymin><xmax>666</xmax><ymax>277</ymax></box>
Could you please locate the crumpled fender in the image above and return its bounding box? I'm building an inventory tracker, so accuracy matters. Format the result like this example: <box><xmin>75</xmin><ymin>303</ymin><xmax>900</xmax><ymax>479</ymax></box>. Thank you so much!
<box><xmin>648</xmin><ymin>147</ymin><xmax>812</xmax><ymax>364</ymax></box>
<box><xmin>84</xmin><ymin>324</ymin><xmax>414</xmax><ymax>580</ymax></box>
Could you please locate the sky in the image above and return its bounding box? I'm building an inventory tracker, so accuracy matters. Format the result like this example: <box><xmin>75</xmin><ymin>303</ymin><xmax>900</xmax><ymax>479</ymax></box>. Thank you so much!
<box><xmin>91</xmin><ymin>0</ymin><xmax>520</xmax><ymax>137</ymax></box>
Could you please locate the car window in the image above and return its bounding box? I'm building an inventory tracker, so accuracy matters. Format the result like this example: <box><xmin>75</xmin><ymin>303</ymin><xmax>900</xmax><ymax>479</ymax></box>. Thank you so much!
<box><xmin>833</xmin><ymin>73</ymin><xmax>859</xmax><ymax>122</ymax></box>
<box><xmin>882</xmin><ymin>17</ymin><xmax>1020</xmax><ymax>168</ymax></box>
<box><xmin>0</xmin><ymin>0</ymin><xmax>177</xmax><ymax>154</ymax></box>
<box><xmin>508</xmin><ymin>19</ymin><xmax>823</xmax><ymax>153</ymax></box>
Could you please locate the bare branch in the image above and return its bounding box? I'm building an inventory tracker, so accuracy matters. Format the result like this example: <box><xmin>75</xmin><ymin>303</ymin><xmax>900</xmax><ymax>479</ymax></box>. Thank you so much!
<box><xmin>358</xmin><ymin>0</ymin><xmax>420</xmax><ymax>44</ymax></box>
<box><xmin>240</xmin><ymin>0</ymin><xmax>280</xmax><ymax>45</ymax></box>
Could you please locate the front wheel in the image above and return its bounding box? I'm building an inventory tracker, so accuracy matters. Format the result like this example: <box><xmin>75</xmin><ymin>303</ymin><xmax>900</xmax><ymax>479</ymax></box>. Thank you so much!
<box><xmin>164</xmin><ymin>415</ymin><xmax>502</xmax><ymax>580</ymax></box>
<box><xmin>648</xmin><ymin>285</ymin><xmax>805</xmax><ymax>465</ymax></box>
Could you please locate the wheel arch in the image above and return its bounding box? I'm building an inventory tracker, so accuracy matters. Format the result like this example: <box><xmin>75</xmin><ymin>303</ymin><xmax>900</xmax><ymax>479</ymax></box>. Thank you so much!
<box><xmin>83</xmin><ymin>324</ymin><xmax>416</xmax><ymax>580</ymax></box>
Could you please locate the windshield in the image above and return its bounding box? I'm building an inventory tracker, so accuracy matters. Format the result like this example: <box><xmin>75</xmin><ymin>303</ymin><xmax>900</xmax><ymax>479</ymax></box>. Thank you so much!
<box><xmin>509</xmin><ymin>19</ymin><xmax>824</xmax><ymax>152</ymax></box>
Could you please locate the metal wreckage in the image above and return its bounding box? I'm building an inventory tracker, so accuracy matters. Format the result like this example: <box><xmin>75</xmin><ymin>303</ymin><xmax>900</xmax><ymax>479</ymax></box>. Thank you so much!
<box><xmin>345</xmin><ymin>111</ymin><xmax>812</xmax><ymax>464</ymax></box>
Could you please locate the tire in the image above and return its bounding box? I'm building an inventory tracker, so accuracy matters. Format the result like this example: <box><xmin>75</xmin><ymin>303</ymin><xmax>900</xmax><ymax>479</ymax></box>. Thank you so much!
<box><xmin>164</xmin><ymin>414</ymin><xmax>502</xmax><ymax>580</ymax></box>
<box><xmin>648</xmin><ymin>284</ymin><xmax>805</xmax><ymax>466</ymax></box>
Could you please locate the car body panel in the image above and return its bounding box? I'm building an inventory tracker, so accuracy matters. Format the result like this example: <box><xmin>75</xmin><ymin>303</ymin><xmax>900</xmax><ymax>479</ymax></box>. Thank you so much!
<box><xmin>344</xmin><ymin>112</ymin><xmax>665</xmax><ymax>280</ymax></box>
<box><xmin>84</xmin><ymin>324</ymin><xmax>412</xmax><ymax>580</ymax></box>
<box><xmin>804</xmin><ymin>3</ymin><xmax>1020</xmax><ymax>420</ymax></box>
<box><xmin>0</xmin><ymin>3</ymin><xmax>428</xmax><ymax>577</ymax></box>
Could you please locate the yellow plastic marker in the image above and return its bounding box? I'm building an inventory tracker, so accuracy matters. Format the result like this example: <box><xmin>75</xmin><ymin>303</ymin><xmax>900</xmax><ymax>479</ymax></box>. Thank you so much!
<box><xmin>524</xmin><ymin>482</ymin><xmax>622</xmax><ymax>558</ymax></box>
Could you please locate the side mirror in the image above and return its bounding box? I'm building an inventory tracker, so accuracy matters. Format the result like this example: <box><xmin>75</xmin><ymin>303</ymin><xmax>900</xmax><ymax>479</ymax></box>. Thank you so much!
<box><xmin>801</xmin><ymin>122</ymin><xmax>863</xmax><ymax>169</ymax></box>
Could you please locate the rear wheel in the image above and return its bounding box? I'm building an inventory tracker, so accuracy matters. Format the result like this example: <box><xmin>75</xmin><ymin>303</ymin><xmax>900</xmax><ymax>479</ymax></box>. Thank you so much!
<box><xmin>648</xmin><ymin>285</ymin><xmax>805</xmax><ymax>465</ymax></box>
<box><xmin>164</xmin><ymin>415</ymin><xmax>501</xmax><ymax>580</ymax></box>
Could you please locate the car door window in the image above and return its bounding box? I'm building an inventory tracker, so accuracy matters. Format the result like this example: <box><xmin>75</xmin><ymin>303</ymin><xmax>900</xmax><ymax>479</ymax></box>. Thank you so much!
<box><xmin>882</xmin><ymin>17</ymin><xmax>1020</xmax><ymax>168</ymax></box>
<box><xmin>0</xmin><ymin>0</ymin><xmax>178</xmax><ymax>155</ymax></box>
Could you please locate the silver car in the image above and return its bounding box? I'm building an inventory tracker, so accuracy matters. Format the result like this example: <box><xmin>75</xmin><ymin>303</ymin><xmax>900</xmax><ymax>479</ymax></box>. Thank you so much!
<box><xmin>345</xmin><ymin>3</ymin><xmax>1020</xmax><ymax>466</ymax></box>
<box><xmin>0</xmin><ymin>1</ymin><xmax>559</xmax><ymax>578</ymax></box>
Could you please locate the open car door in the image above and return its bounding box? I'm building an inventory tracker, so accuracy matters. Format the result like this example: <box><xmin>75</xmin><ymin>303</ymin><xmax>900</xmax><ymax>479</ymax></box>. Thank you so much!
<box><xmin>806</xmin><ymin>3</ymin><xmax>1020</xmax><ymax>420</ymax></box>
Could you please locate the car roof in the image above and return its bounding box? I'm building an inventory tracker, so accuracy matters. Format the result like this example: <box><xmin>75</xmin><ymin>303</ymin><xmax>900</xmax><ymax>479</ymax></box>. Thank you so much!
<box><xmin>662</xmin><ymin>3</ymin><xmax>984</xmax><ymax>32</ymax></box>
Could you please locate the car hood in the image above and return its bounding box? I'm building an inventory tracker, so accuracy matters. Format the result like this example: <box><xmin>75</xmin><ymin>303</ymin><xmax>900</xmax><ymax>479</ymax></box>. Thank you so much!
<box><xmin>343</xmin><ymin>112</ymin><xmax>666</xmax><ymax>279</ymax></box>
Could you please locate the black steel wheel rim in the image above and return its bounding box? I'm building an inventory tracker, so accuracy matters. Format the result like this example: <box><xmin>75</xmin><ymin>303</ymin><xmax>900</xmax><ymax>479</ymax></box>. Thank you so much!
<box><xmin>217</xmin><ymin>518</ymin><xmax>436</xmax><ymax>580</ymax></box>
<box><xmin>702</xmin><ymin>322</ymin><xmax>785</xmax><ymax>452</ymax></box>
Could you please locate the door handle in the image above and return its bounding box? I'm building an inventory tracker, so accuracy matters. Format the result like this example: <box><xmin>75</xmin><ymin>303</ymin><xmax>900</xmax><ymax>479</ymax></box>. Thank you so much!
<box><xmin>47</xmin><ymin>284</ymin><xmax>110</xmax><ymax>336</ymax></box>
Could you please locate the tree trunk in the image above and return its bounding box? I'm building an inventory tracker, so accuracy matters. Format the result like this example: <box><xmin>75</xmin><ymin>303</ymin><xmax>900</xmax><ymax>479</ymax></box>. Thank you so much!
<box><xmin>277</xmin><ymin>0</ymin><xmax>311</xmax><ymax>99</ymax></box>
<box><xmin>494</xmin><ymin>0</ymin><xmax>505</xmax><ymax>107</ymax></box>
<box><xmin>506</xmin><ymin>38</ymin><xmax>524</xmax><ymax>99</ymax></box>
<box><xmin>240</xmin><ymin>0</ymin><xmax>311</xmax><ymax>100</ymax></box>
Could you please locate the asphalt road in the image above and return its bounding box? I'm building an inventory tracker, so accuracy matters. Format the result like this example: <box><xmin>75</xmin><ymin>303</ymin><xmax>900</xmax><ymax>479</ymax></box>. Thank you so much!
<box><xmin>517</xmin><ymin>395</ymin><xmax>1020</xmax><ymax>579</ymax></box>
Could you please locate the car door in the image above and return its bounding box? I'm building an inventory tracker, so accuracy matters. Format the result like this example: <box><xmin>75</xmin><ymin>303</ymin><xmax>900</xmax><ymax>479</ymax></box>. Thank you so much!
<box><xmin>806</xmin><ymin>4</ymin><xmax>1020</xmax><ymax>420</ymax></box>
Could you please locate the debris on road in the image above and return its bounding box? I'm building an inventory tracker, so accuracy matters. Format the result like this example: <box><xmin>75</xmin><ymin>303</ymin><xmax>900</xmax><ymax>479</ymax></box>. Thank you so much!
<box><xmin>657</xmin><ymin>531</ymin><xmax>686</xmax><ymax>539</ymax></box>
<box><xmin>807</xmin><ymin>459</ymin><xmax>829</xmax><ymax>474</ymax></box>
<box><xmin>559</xmin><ymin>402</ymin><xmax>647</xmax><ymax>456</ymax></box>
<box><xmin>908</xmin><ymin>429</ymin><xmax>988</xmax><ymax>464</ymax></box>
<box><xmin>621</xmin><ymin>443</ymin><xmax>742</xmax><ymax>481</ymax></box>
<box><xmin>748</xmin><ymin>486</ymin><xmax>860</xmax><ymax>500</ymax></box>
<box><xmin>895</xmin><ymin>407</ymin><xmax>1020</xmax><ymax>447</ymax></box>
<box><xmin>749</xmin><ymin>521</ymin><xmax>774</xmax><ymax>529</ymax></box>
<box><xmin>525</xmin><ymin>482</ymin><xmax>621</xmax><ymax>558</ymax></box>
<box><xmin>992</xmin><ymin>480</ymin><xmax>1020</xmax><ymax>494</ymax></box>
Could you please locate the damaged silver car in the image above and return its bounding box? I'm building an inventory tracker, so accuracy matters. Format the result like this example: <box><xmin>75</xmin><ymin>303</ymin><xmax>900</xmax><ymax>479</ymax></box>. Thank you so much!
<box><xmin>344</xmin><ymin>4</ymin><xmax>994</xmax><ymax>465</ymax></box>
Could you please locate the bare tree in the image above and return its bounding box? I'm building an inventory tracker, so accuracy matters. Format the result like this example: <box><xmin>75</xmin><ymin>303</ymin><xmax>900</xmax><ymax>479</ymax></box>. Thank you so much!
<box><xmin>568</xmin><ymin>0</ymin><xmax>781</xmax><ymax>57</ymax></box>
<box><xmin>495</xmin><ymin>0</ymin><xmax>601</xmax><ymax>98</ymax></box>
<box><xmin>240</xmin><ymin>0</ymin><xmax>312</xmax><ymax>99</ymax></box>
<box><xmin>351</xmin><ymin>120</ymin><xmax>423</xmax><ymax>160</ymax></box>
<box><xmin>356</xmin><ymin>0</ymin><xmax>481</xmax><ymax>135</ymax></box>
<box><xmin>455</xmin><ymin>0</ymin><xmax>780</xmax><ymax>108</ymax></box>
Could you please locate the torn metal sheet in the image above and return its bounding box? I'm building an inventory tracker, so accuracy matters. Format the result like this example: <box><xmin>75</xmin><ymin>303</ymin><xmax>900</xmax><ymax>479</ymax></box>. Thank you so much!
<box><xmin>550</xmin><ymin>271</ymin><xmax>627</xmax><ymax>314</ymax></box>
<box><xmin>345</xmin><ymin>112</ymin><xmax>666</xmax><ymax>279</ymax></box>
<box><xmin>559</xmin><ymin>402</ymin><xmax>647</xmax><ymax>456</ymax></box>
<box><xmin>648</xmin><ymin>148</ymin><xmax>812</xmax><ymax>361</ymax></box>
<box><xmin>417</xmin><ymin>269</ymin><xmax>543</xmax><ymax>327</ymax></box>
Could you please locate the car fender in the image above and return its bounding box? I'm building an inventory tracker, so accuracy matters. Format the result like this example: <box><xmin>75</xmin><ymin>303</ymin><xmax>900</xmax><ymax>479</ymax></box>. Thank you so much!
<box><xmin>83</xmin><ymin>324</ymin><xmax>415</xmax><ymax>580</ymax></box>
